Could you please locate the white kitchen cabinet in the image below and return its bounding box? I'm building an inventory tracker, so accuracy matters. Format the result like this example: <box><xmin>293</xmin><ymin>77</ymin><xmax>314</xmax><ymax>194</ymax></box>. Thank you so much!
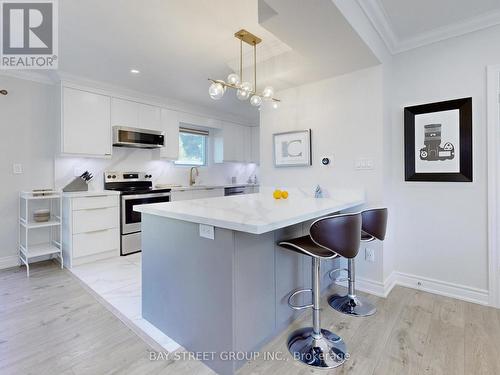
<box><xmin>171</xmin><ymin>189</ymin><xmax>192</xmax><ymax>201</ymax></box>
<box><xmin>62</xmin><ymin>193</ymin><xmax>120</xmax><ymax>267</ymax></box>
<box><xmin>243</xmin><ymin>126</ymin><xmax>252</xmax><ymax>162</ymax></box>
<box><xmin>160</xmin><ymin>108</ymin><xmax>179</xmax><ymax>160</ymax></box>
<box><xmin>250</xmin><ymin>126</ymin><xmax>260</xmax><ymax>164</ymax></box>
<box><xmin>61</xmin><ymin>87</ymin><xmax>111</xmax><ymax>157</ymax></box>
<box><xmin>171</xmin><ymin>188</ymin><xmax>224</xmax><ymax>201</ymax></box>
<box><xmin>111</xmin><ymin>98</ymin><xmax>161</xmax><ymax>131</ymax></box>
<box><xmin>191</xmin><ymin>188</ymin><xmax>224</xmax><ymax>199</ymax></box>
<box><xmin>214</xmin><ymin>122</ymin><xmax>250</xmax><ymax>163</ymax></box>
<box><xmin>139</xmin><ymin>103</ymin><xmax>161</xmax><ymax>130</ymax></box>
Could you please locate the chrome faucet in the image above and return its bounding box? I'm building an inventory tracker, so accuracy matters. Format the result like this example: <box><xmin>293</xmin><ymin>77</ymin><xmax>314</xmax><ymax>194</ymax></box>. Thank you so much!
<box><xmin>189</xmin><ymin>167</ymin><xmax>199</xmax><ymax>186</ymax></box>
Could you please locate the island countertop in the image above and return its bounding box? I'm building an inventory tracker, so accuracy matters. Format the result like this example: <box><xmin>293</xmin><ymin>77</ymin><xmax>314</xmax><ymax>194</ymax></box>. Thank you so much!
<box><xmin>134</xmin><ymin>188</ymin><xmax>365</xmax><ymax>234</ymax></box>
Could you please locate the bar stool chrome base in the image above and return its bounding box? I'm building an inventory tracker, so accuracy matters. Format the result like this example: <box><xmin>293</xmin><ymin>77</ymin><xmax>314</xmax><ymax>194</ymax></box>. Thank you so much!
<box><xmin>328</xmin><ymin>294</ymin><xmax>376</xmax><ymax>317</ymax></box>
<box><xmin>288</xmin><ymin>327</ymin><xmax>347</xmax><ymax>368</ymax></box>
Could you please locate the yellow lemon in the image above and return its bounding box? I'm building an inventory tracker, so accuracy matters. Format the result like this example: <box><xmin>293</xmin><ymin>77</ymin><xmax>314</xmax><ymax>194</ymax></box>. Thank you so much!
<box><xmin>281</xmin><ymin>190</ymin><xmax>289</xmax><ymax>199</ymax></box>
<box><xmin>273</xmin><ymin>190</ymin><xmax>282</xmax><ymax>199</ymax></box>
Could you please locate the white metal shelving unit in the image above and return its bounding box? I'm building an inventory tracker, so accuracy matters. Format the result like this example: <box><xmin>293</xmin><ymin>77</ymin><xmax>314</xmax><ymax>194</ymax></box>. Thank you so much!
<box><xmin>19</xmin><ymin>191</ymin><xmax>63</xmax><ymax>277</ymax></box>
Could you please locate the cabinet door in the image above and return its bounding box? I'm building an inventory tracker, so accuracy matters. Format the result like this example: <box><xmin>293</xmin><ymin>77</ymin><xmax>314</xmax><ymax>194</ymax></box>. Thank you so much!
<box><xmin>62</xmin><ymin>87</ymin><xmax>111</xmax><ymax>156</ymax></box>
<box><xmin>251</xmin><ymin>126</ymin><xmax>260</xmax><ymax>164</ymax></box>
<box><xmin>222</xmin><ymin>122</ymin><xmax>245</xmax><ymax>162</ymax></box>
<box><xmin>243</xmin><ymin>126</ymin><xmax>252</xmax><ymax>162</ymax></box>
<box><xmin>139</xmin><ymin>103</ymin><xmax>161</xmax><ymax>131</ymax></box>
<box><xmin>171</xmin><ymin>190</ymin><xmax>192</xmax><ymax>201</ymax></box>
<box><xmin>160</xmin><ymin>109</ymin><xmax>179</xmax><ymax>159</ymax></box>
<box><xmin>111</xmin><ymin>98</ymin><xmax>139</xmax><ymax>127</ymax></box>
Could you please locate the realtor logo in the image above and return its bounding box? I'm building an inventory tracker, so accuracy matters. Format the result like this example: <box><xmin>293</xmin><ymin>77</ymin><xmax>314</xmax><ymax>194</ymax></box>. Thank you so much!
<box><xmin>0</xmin><ymin>0</ymin><xmax>58</xmax><ymax>69</ymax></box>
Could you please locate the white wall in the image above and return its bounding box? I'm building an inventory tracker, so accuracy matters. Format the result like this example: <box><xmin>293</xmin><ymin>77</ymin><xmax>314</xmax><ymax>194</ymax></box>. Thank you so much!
<box><xmin>260</xmin><ymin>65</ymin><xmax>386</xmax><ymax>282</ymax></box>
<box><xmin>386</xmin><ymin>25</ymin><xmax>500</xmax><ymax>292</ymax></box>
<box><xmin>0</xmin><ymin>76</ymin><xmax>56</xmax><ymax>267</ymax></box>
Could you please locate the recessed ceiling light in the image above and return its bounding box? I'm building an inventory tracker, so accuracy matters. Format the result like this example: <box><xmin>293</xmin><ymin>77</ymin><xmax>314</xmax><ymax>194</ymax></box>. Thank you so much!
<box><xmin>130</xmin><ymin>69</ymin><xmax>140</xmax><ymax>74</ymax></box>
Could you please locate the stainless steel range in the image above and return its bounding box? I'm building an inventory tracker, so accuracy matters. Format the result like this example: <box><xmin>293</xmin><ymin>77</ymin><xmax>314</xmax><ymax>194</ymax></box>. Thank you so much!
<box><xmin>104</xmin><ymin>171</ymin><xmax>171</xmax><ymax>255</ymax></box>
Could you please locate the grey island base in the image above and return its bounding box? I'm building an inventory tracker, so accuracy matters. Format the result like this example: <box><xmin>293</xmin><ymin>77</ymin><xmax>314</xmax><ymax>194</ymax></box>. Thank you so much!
<box><xmin>137</xmin><ymin>190</ymin><xmax>364</xmax><ymax>374</ymax></box>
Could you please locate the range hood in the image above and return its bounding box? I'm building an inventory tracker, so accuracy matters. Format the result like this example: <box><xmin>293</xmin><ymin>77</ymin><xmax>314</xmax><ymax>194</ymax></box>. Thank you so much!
<box><xmin>112</xmin><ymin>126</ymin><xmax>165</xmax><ymax>149</ymax></box>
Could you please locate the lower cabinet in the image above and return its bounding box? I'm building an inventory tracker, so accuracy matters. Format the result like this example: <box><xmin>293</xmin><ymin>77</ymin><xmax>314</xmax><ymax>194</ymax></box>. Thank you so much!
<box><xmin>62</xmin><ymin>193</ymin><xmax>120</xmax><ymax>267</ymax></box>
<box><xmin>171</xmin><ymin>188</ymin><xmax>224</xmax><ymax>201</ymax></box>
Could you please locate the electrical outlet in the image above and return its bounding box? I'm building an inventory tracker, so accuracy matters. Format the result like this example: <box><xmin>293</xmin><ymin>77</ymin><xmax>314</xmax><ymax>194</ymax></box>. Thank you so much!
<box><xmin>199</xmin><ymin>224</ymin><xmax>215</xmax><ymax>240</ymax></box>
<box><xmin>13</xmin><ymin>163</ymin><xmax>23</xmax><ymax>174</ymax></box>
<box><xmin>365</xmin><ymin>248</ymin><xmax>375</xmax><ymax>262</ymax></box>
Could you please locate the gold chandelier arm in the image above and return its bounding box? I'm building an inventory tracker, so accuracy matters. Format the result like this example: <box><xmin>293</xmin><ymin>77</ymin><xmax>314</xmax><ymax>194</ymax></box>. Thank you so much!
<box><xmin>240</xmin><ymin>39</ymin><xmax>243</xmax><ymax>83</ymax></box>
<box><xmin>253</xmin><ymin>43</ymin><xmax>257</xmax><ymax>94</ymax></box>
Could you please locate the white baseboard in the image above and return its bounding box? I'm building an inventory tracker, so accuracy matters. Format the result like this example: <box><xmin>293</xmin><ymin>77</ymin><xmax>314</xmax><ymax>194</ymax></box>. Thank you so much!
<box><xmin>394</xmin><ymin>271</ymin><xmax>489</xmax><ymax>306</ymax></box>
<box><xmin>0</xmin><ymin>255</ymin><xmax>19</xmax><ymax>270</ymax></box>
<box><xmin>336</xmin><ymin>270</ymin><xmax>489</xmax><ymax>306</ymax></box>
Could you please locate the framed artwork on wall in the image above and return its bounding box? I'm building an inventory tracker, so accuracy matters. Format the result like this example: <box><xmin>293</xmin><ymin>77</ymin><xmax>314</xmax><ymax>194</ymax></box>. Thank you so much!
<box><xmin>404</xmin><ymin>97</ymin><xmax>472</xmax><ymax>182</ymax></box>
<box><xmin>273</xmin><ymin>129</ymin><xmax>312</xmax><ymax>167</ymax></box>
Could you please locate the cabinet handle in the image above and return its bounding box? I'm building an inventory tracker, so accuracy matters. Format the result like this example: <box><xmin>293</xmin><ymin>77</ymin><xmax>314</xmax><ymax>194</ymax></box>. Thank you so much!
<box><xmin>84</xmin><ymin>228</ymin><xmax>111</xmax><ymax>234</ymax></box>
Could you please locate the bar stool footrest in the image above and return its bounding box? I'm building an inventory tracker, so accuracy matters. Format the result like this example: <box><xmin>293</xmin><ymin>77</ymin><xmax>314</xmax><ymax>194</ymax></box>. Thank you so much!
<box><xmin>288</xmin><ymin>288</ymin><xmax>314</xmax><ymax>310</ymax></box>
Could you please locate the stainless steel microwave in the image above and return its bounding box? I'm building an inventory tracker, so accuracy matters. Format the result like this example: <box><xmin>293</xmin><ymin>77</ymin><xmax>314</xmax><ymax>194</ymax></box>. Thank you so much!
<box><xmin>112</xmin><ymin>126</ymin><xmax>165</xmax><ymax>149</ymax></box>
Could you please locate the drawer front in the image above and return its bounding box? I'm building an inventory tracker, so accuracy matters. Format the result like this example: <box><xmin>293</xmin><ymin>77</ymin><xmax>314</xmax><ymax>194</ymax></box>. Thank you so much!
<box><xmin>72</xmin><ymin>195</ymin><xmax>118</xmax><ymax>210</ymax></box>
<box><xmin>73</xmin><ymin>206</ymin><xmax>119</xmax><ymax>234</ymax></box>
<box><xmin>73</xmin><ymin>228</ymin><xmax>119</xmax><ymax>258</ymax></box>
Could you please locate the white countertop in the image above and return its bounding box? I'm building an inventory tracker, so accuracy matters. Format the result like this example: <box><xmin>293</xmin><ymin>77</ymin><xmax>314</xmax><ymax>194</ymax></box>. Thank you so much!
<box><xmin>134</xmin><ymin>188</ymin><xmax>365</xmax><ymax>234</ymax></box>
<box><xmin>62</xmin><ymin>190</ymin><xmax>121</xmax><ymax>197</ymax></box>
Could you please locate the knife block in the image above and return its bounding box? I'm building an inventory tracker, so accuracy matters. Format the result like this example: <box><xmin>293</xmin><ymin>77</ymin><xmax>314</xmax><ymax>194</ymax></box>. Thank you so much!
<box><xmin>63</xmin><ymin>177</ymin><xmax>89</xmax><ymax>192</ymax></box>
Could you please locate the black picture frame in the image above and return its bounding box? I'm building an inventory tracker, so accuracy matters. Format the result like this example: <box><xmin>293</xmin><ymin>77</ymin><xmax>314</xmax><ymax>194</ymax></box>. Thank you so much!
<box><xmin>404</xmin><ymin>97</ymin><xmax>472</xmax><ymax>182</ymax></box>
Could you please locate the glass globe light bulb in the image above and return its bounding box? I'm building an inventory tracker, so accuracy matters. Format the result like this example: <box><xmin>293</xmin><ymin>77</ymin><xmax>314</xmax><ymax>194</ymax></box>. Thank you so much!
<box><xmin>250</xmin><ymin>95</ymin><xmax>262</xmax><ymax>107</ymax></box>
<box><xmin>227</xmin><ymin>73</ymin><xmax>240</xmax><ymax>86</ymax></box>
<box><xmin>262</xmin><ymin>86</ymin><xmax>274</xmax><ymax>100</ymax></box>
<box><xmin>272</xmin><ymin>101</ymin><xmax>279</xmax><ymax>109</ymax></box>
<box><xmin>208</xmin><ymin>82</ymin><xmax>225</xmax><ymax>100</ymax></box>
<box><xmin>236</xmin><ymin>88</ymin><xmax>250</xmax><ymax>100</ymax></box>
<box><xmin>240</xmin><ymin>81</ymin><xmax>253</xmax><ymax>93</ymax></box>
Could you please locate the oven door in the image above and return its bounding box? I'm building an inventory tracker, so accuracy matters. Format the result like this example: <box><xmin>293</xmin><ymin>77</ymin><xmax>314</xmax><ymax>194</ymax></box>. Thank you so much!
<box><xmin>121</xmin><ymin>192</ymin><xmax>170</xmax><ymax>234</ymax></box>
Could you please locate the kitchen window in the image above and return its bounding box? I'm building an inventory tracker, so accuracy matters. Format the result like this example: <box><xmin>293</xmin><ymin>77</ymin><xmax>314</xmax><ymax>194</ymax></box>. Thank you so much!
<box><xmin>175</xmin><ymin>127</ymin><xmax>208</xmax><ymax>166</ymax></box>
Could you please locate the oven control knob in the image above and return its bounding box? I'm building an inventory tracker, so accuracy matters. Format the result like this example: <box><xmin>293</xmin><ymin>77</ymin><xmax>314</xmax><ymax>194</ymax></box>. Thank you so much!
<box><xmin>146</xmin><ymin>174</ymin><xmax>151</xmax><ymax>178</ymax></box>
<box><xmin>107</xmin><ymin>175</ymin><xmax>111</xmax><ymax>178</ymax></box>
<box><xmin>112</xmin><ymin>175</ymin><xmax>116</xmax><ymax>179</ymax></box>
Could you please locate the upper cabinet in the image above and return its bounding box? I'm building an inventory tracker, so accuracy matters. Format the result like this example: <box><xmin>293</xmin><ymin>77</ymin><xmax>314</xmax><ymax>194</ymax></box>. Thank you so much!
<box><xmin>214</xmin><ymin>122</ymin><xmax>259</xmax><ymax>164</ymax></box>
<box><xmin>61</xmin><ymin>86</ymin><xmax>112</xmax><ymax>157</ymax></box>
<box><xmin>111</xmin><ymin>98</ymin><xmax>161</xmax><ymax>131</ymax></box>
<box><xmin>251</xmin><ymin>126</ymin><xmax>260</xmax><ymax>164</ymax></box>
<box><xmin>160</xmin><ymin>108</ymin><xmax>179</xmax><ymax>160</ymax></box>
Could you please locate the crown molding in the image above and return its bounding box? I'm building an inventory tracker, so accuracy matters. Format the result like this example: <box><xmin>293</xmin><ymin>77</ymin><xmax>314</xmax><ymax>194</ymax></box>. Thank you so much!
<box><xmin>357</xmin><ymin>0</ymin><xmax>500</xmax><ymax>54</ymax></box>
<box><xmin>0</xmin><ymin>70</ymin><xmax>56</xmax><ymax>85</ymax></box>
<box><xmin>356</xmin><ymin>0</ymin><xmax>398</xmax><ymax>53</ymax></box>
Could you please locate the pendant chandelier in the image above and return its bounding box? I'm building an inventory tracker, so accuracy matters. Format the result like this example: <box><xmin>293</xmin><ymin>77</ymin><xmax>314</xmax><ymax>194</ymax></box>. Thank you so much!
<box><xmin>208</xmin><ymin>29</ymin><xmax>280</xmax><ymax>109</ymax></box>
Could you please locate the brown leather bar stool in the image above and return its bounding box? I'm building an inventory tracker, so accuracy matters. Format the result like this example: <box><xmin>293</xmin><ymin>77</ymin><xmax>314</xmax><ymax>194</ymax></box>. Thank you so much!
<box><xmin>328</xmin><ymin>208</ymin><xmax>388</xmax><ymax>317</ymax></box>
<box><xmin>278</xmin><ymin>213</ymin><xmax>361</xmax><ymax>369</ymax></box>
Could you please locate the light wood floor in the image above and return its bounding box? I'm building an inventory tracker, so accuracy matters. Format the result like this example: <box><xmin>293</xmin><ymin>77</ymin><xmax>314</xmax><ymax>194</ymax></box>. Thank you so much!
<box><xmin>1</xmin><ymin>261</ymin><xmax>499</xmax><ymax>375</ymax></box>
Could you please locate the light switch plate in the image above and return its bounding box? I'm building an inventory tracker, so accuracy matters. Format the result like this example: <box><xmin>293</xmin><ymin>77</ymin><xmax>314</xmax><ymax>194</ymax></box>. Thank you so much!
<box><xmin>199</xmin><ymin>224</ymin><xmax>215</xmax><ymax>240</ymax></box>
<box><xmin>13</xmin><ymin>163</ymin><xmax>23</xmax><ymax>174</ymax></box>
<box><xmin>355</xmin><ymin>158</ymin><xmax>374</xmax><ymax>170</ymax></box>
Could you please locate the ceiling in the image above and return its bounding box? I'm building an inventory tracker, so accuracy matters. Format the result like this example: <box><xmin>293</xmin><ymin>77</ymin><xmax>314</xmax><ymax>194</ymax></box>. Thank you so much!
<box><xmin>358</xmin><ymin>0</ymin><xmax>500</xmax><ymax>53</ymax></box>
<box><xmin>54</xmin><ymin>0</ymin><xmax>378</xmax><ymax>123</ymax></box>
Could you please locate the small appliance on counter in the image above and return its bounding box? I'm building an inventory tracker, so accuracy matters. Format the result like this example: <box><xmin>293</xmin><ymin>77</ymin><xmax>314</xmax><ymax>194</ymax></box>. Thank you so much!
<box><xmin>63</xmin><ymin>171</ymin><xmax>93</xmax><ymax>192</ymax></box>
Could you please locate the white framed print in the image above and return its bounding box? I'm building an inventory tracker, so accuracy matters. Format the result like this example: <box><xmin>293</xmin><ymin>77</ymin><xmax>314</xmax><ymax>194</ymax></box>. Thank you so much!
<box><xmin>273</xmin><ymin>130</ymin><xmax>312</xmax><ymax>167</ymax></box>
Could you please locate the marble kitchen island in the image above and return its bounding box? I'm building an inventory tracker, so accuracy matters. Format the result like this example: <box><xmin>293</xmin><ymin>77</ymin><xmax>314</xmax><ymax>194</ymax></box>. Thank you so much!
<box><xmin>135</xmin><ymin>188</ymin><xmax>364</xmax><ymax>374</ymax></box>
